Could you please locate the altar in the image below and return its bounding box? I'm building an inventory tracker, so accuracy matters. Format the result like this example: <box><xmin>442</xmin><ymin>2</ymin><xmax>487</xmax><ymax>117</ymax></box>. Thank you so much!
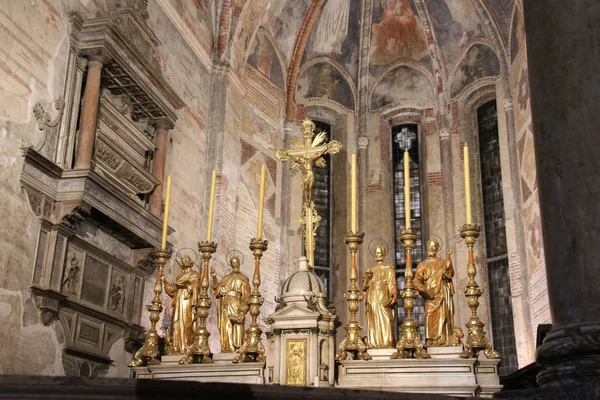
<box><xmin>128</xmin><ymin>119</ymin><xmax>502</xmax><ymax>398</ymax></box>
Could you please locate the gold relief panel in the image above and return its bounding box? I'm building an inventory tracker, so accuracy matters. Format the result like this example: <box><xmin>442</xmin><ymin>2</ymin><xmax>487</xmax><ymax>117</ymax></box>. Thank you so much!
<box><xmin>286</xmin><ymin>339</ymin><xmax>306</xmax><ymax>386</ymax></box>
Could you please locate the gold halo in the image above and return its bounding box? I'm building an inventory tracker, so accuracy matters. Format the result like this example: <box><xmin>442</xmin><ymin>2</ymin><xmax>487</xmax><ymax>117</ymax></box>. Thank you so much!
<box><xmin>368</xmin><ymin>238</ymin><xmax>390</xmax><ymax>258</ymax></box>
<box><xmin>428</xmin><ymin>233</ymin><xmax>444</xmax><ymax>252</ymax></box>
<box><xmin>226</xmin><ymin>249</ymin><xmax>244</xmax><ymax>266</ymax></box>
<box><xmin>175</xmin><ymin>248</ymin><xmax>198</xmax><ymax>265</ymax></box>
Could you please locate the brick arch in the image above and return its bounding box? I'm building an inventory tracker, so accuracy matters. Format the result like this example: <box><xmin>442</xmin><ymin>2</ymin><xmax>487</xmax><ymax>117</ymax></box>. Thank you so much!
<box><xmin>285</xmin><ymin>0</ymin><xmax>325</xmax><ymax>122</ymax></box>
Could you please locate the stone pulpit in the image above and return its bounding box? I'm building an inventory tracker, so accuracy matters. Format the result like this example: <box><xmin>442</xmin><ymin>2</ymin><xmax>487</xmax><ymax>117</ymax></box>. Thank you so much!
<box><xmin>265</xmin><ymin>257</ymin><xmax>338</xmax><ymax>387</ymax></box>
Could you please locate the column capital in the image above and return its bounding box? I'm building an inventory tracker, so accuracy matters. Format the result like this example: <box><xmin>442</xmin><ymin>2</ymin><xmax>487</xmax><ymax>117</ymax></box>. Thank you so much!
<box><xmin>152</xmin><ymin>117</ymin><xmax>174</xmax><ymax>131</ymax></box>
<box><xmin>503</xmin><ymin>98</ymin><xmax>514</xmax><ymax>112</ymax></box>
<box><xmin>86</xmin><ymin>53</ymin><xmax>106</xmax><ymax>67</ymax></box>
<box><xmin>439</xmin><ymin>128</ymin><xmax>451</xmax><ymax>141</ymax></box>
<box><xmin>357</xmin><ymin>136</ymin><xmax>368</xmax><ymax>150</ymax></box>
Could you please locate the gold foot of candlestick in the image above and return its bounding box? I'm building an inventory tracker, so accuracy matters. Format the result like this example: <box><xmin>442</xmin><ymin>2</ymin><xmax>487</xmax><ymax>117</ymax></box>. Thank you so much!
<box><xmin>392</xmin><ymin>229</ymin><xmax>430</xmax><ymax>360</ymax></box>
<box><xmin>129</xmin><ymin>249</ymin><xmax>171</xmax><ymax>367</ymax></box>
<box><xmin>459</xmin><ymin>224</ymin><xmax>500</xmax><ymax>360</ymax></box>
<box><xmin>182</xmin><ymin>241</ymin><xmax>217</xmax><ymax>364</ymax></box>
<box><xmin>233</xmin><ymin>238</ymin><xmax>268</xmax><ymax>363</ymax></box>
<box><xmin>336</xmin><ymin>232</ymin><xmax>371</xmax><ymax>361</ymax></box>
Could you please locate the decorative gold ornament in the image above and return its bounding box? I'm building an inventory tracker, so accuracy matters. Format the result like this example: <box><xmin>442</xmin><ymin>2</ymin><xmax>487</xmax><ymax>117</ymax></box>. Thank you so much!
<box><xmin>364</xmin><ymin>244</ymin><xmax>398</xmax><ymax>349</ymax></box>
<box><xmin>129</xmin><ymin>249</ymin><xmax>171</xmax><ymax>367</ymax></box>
<box><xmin>233</xmin><ymin>238</ymin><xmax>268</xmax><ymax>363</ymax></box>
<box><xmin>414</xmin><ymin>239</ymin><xmax>462</xmax><ymax>347</ymax></box>
<box><xmin>392</xmin><ymin>229</ymin><xmax>430</xmax><ymax>359</ymax></box>
<box><xmin>180</xmin><ymin>241</ymin><xmax>217</xmax><ymax>364</ymax></box>
<box><xmin>336</xmin><ymin>232</ymin><xmax>371</xmax><ymax>361</ymax></box>
<box><xmin>286</xmin><ymin>339</ymin><xmax>307</xmax><ymax>385</ymax></box>
<box><xmin>211</xmin><ymin>254</ymin><xmax>251</xmax><ymax>353</ymax></box>
<box><xmin>276</xmin><ymin>118</ymin><xmax>342</xmax><ymax>268</ymax></box>
<box><xmin>459</xmin><ymin>224</ymin><xmax>500</xmax><ymax>359</ymax></box>
<box><xmin>162</xmin><ymin>255</ymin><xmax>200</xmax><ymax>355</ymax></box>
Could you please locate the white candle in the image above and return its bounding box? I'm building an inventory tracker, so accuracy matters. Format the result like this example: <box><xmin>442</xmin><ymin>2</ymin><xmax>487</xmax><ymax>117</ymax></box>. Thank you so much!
<box><xmin>464</xmin><ymin>143</ymin><xmax>472</xmax><ymax>225</ymax></box>
<box><xmin>206</xmin><ymin>170</ymin><xmax>217</xmax><ymax>241</ymax></box>
<box><xmin>404</xmin><ymin>150</ymin><xmax>411</xmax><ymax>229</ymax></box>
<box><xmin>351</xmin><ymin>154</ymin><xmax>357</xmax><ymax>232</ymax></box>
<box><xmin>160</xmin><ymin>175</ymin><xmax>172</xmax><ymax>250</ymax></box>
<box><xmin>257</xmin><ymin>165</ymin><xmax>266</xmax><ymax>238</ymax></box>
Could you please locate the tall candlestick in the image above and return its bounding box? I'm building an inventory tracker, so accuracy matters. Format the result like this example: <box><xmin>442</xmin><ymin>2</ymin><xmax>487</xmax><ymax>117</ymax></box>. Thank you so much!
<box><xmin>404</xmin><ymin>150</ymin><xmax>411</xmax><ymax>229</ymax></box>
<box><xmin>160</xmin><ymin>175</ymin><xmax>172</xmax><ymax>250</ymax></box>
<box><xmin>351</xmin><ymin>154</ymin><xmax>357</xmax><ymax>232</ymax></box>
<box><xmin>464</xmin><ymin>143</ymin><xmax>472</xmax><ymax>225</ymax></box>
<box><xmin>206</xmin><ymin>170</ymin><xmax>217</xmax><ymax>242</ymax></box>
<box><xmin>257</xmin><ymin>165</ymin><xmax>266</xmax><ymax>238</ymax></box>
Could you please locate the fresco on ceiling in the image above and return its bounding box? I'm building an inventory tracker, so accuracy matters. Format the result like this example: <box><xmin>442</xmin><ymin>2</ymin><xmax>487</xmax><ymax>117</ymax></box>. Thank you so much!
<box><xmin>232</xmin><ymin>0</ymin><xmax>268</xmax><ymax>73</ymax></box>
<box><xmin>370</xmin><ymin>66</ymin><xmax>434</xmax><ymax>110</ymax></box>
<box><xmin>267</xmin><ymin>0</ymin><xmax>311</xmax><ymax>65</ymax></box>
<box><xmin>247</xmin><ymin>32</ymin><xmax>285</xmax><ymax>88</ymax></box>
<box><xmin>296</xmin><ymin>63</ymin><xmax>355</xmax><ymax>110</ymax></box>
<box><xmin>426</xmin><ymin>0</ymin><xmax>484</xmax><ymax>74</ymax></box>
<box><xmin>369</xmin><ymin>0</ymin><xmax>429</xmax><ymax>66</ymax></box>
<box><xmin>450</xmin><ymin>44</ymin><xmax>500</xmax><ymax>97</ymax></box>
<box><xmin>510</xmin><ymin>7</ymin><xmax>525</xmax><ymax>63</ymax></box>
<box><xmin>304</xmin><ymin>0</ymin><xmax>361</xmax><ymax>79</ymax></box>
<box><xmin>484</xmin><ymin>0</ymin><xmax>514</xmax><ymax>41</ymax></box>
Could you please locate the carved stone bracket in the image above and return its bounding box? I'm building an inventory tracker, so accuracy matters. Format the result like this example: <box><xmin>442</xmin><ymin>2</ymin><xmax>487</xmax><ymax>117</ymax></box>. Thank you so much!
<box><xmin>32</xmin><ymin>97</ymin><xmax>65</xmax><ymax>162</ymax></box>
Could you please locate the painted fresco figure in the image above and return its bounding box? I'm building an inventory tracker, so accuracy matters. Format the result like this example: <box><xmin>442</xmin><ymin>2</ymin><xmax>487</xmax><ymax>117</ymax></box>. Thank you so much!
<box><xmin>363</xmin><ymin>246</ymin><xmax>398</xmax><ymax>348</ymax></box>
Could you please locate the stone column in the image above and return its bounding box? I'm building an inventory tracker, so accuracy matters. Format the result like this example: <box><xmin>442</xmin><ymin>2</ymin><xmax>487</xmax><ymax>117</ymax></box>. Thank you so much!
<box><xmin>523</xmin><ymin>0</ymin><xmax>600</xmax><ymax>388</ymax></box>
<box><xmin>438</xmin><ymin>128</ymin><xmax>454</xmax><ymax>244</ymax></box>
<box><xmin>149</xmin><ymin>119</ymin><xmax>172</xmax><ymax>217</ymax></box>
<box><xmin>74</xmin><ymin>55</ymin><xmax>104</xmax><ymax>170</ymax></box>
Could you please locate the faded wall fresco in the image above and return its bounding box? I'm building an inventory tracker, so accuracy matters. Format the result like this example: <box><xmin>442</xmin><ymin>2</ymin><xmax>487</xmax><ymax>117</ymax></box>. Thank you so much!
<box><xmin>370</xmin><ymin>66</ymin><xmax>434</xmax><ymax>110</ymax></box>
<box><xmin>247</xmin><ymin>32</ymin><xmax>285</xmax><ymax>88</ymax></box>
<box><xmin>296</xmin><ymin>63</ymin><xmax>355</xmax><ymax>110</ymax></box>
<box><xmin>170</xmin><ymin>0</ymin><xmax>213</xmax><ymax>52</ymax></box>
<box><xmin>484</xmin><ymin>0</ymin><xmax>514</xmax><ymax>41</ymax></box>
<box><xmin>510</xmin><ymin>7</ymin><xmax>525</xmax><ymax>64</ymax></box>
<box><xmin>450</xmin><ymin>44</ymin><xmax>500</xmax><ymax>97</ymax></box>
<box><xmin>425</xmin><ymin>0</ymin><xmax>484</xmax><ymax>74</ymax></box>
<box><xmin>264</xmin><ymin>0</ymin><xmax>311</xmax><ymax>65</ymax></box>
<box><xmin>304</xmin><ymin>0</ymin><xmax>361</xmax><ymax>78</ymax></box>
<box><xmin>369</xmin><ymin>0</ymin><xmax>429</xmax><ymax>67</ymax></box>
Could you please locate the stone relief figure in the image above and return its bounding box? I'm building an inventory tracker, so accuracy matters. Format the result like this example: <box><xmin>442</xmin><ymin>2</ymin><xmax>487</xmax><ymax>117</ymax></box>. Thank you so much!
<box><xmin>363</xmin><ymin>245</ymin><xmax>398</xmax><ymax>348</ymax></box>
<box><xmin>109</xmin><ymin>276</ymin><xmax>125</xmax><ymax>313</ymax></box>
<box><xmin>162</xmin><ymin>255</ymin><xmax>200</xmax><ymax>355</ymax></box>
<box><xmin>413</xmin><ymin>239</ymin><xmax>461</xmax><ymax>346</ymax></box>
<box><xmin>211</xmin><ymin>255</ymin><xmax>251</xmax><ymax>352</ymax></box>
<box><xmin>61</xmin><ymin>253</ymin><xmax>80</xmax><ymax>294</ymax></box>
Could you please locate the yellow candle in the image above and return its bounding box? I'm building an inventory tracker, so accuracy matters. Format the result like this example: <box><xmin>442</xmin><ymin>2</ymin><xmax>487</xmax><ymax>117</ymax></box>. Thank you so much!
<box><xmin>464</xmin><ymin>143</ymin><xmax>472</xmax><ymax>225</ymax></box>
<box><xmin>160</xmin><ymin>175</ymin><xmax>172</xmax><ymax>250</ymax></box>
<box><xmin>404</xmin><ymin>150</ymin><xmax>411</xmax><ymax>229</ymax></box>
<box><xmin>206</xmin><ymin>169</ymin><xmax>217</xmax><ymax>242</ymax></box>
<box><xmin>257</xmin><ymin>165</ymin><xmax>266</xmax><ymax>238</ymax></box>
<box><xmin>351</xmin><ymin>154</ymin><xmax>357</xmax><ymax>232</ymax></box>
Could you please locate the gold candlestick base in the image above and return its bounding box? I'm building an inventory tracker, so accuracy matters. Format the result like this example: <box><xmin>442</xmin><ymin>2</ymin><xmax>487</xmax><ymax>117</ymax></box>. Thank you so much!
<box><xmin>233</xmin><ymin>237</ymin><xmax>268</xmax><ymax>363</ymax></box>
<box><xmin>181</xmin><ymin>241</ymin><xmax>217</xmax><ymax>364</ymax></box>
<box><xmin>129</xmin><ymin>249</ymin><xmax>171</xmax><ymax>367</ymax></box>
<box><xmin>336</xmin><ymin>232</ymin><xmax>371</xmax><ymax>361</ymax></box>
<box><xmin>392</xmin><ymin>229</ymin><xmax>430</xmax><ymax>359</ymax></box>
<box><xmin>459</xmin><ymin>224</ymin><xmax>500</xmax><ymax>359</ymax></box>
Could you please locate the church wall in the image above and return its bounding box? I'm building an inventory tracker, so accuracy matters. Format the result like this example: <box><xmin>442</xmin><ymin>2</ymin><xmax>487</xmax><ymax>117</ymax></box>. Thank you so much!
<box><xmin>509</xmin><ymin>25</ymin><xmax>551</xmax><ymax>354</ymax></box>
<box><xmin>0</xmin><ymin>0</ymin><xmax>216</xmax><ymax>377</ymax></box>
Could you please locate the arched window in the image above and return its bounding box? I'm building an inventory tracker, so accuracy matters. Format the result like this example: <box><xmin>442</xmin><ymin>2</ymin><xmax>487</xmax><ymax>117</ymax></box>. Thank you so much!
<box><xmin>391</xmin><ymin>124</ymin><xmax>425</xmax><ymax>335</ymax></box>
<box><xmin>312</xmin><ymin>120</ymin><xmax>332</xmax><ymax>295</ymax></box>
<box><xmin>477</xmin><ymin>100</ymin><xmax>518</xmax><ymax>376</ymax></box>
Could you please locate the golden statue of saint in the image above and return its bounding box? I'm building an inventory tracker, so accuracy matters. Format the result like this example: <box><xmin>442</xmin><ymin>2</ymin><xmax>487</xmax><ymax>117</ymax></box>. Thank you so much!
<box><xmin>363</xmin><ymin>246</ymin><xmax>398</xmax><ymax>348</ymax></box>
<box><xmin>162</xmin><ymin>255</ymin><xmax>200</xmax><ymax>355</ymax></box>
<box><xmin>414</xmin><ymin>240</ymin><xmax>458</xmax><ymax>347</ymax></box>
<box><xmin>211</xmin><ymin>256</ymin><xmax>251</xmax><ymax>352</ymax></box>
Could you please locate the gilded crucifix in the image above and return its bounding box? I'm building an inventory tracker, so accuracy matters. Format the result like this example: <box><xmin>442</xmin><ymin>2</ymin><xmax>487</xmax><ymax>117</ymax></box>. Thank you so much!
<box><xmin>276</xmin><ymin>119</ymin><xmax>342</xmax><ymax>268</ymax></box>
